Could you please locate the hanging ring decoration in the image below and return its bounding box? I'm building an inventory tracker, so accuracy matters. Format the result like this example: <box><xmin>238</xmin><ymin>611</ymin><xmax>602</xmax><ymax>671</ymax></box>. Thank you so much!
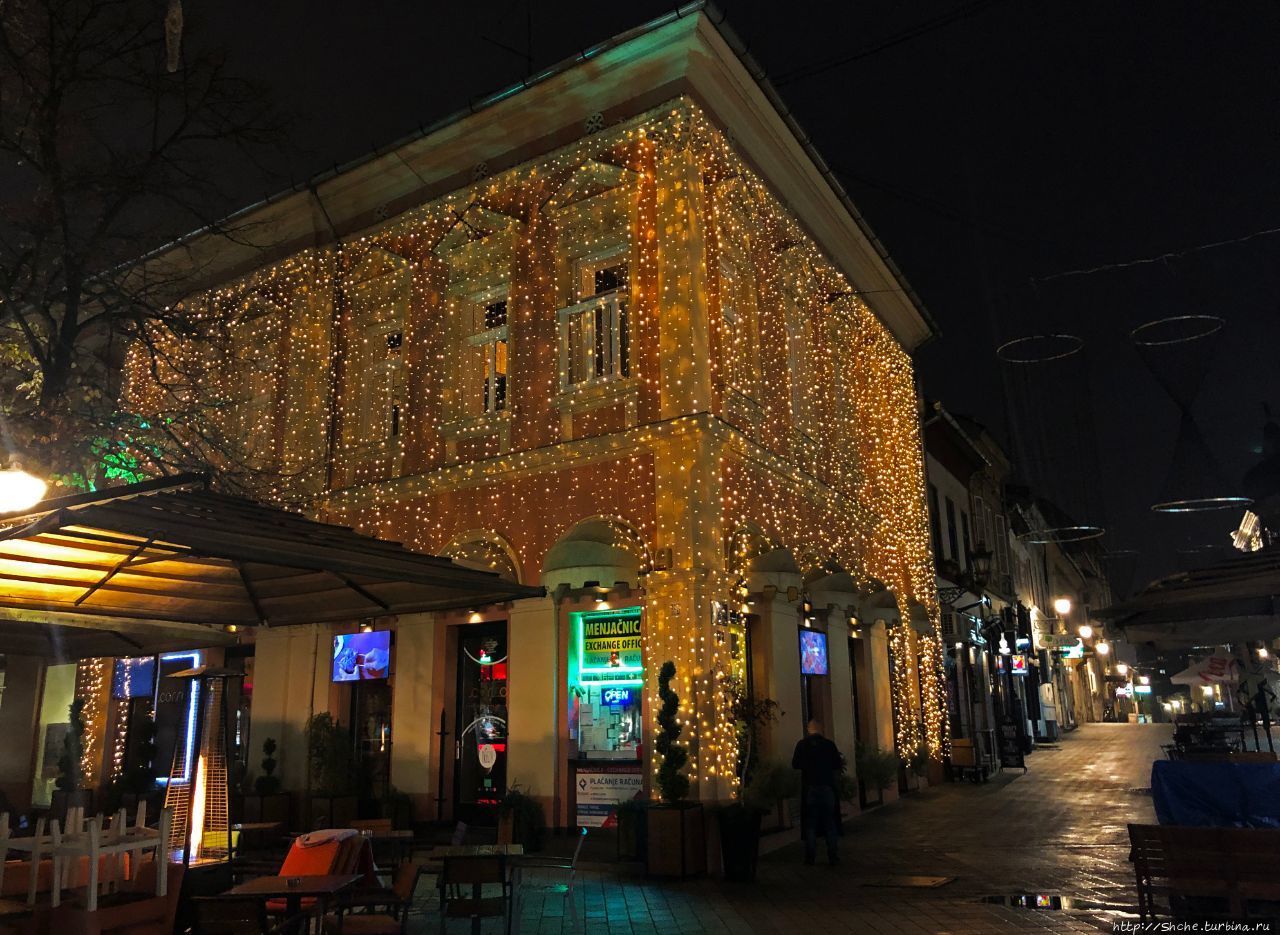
<box><xmin>1016</xmin><ymin>525</ymin><xmax>1105</xmax><ymax>544</ymax></box>
<box><xmin>1151</xmin><ymin>494</ymin><xmax>1251</xmax><ymax>514</ymax></box>
<box><xmin>1130</xmin><ymin>315</ymin><xmax>1224</xmax><ymax>347</ymax></box>
<box><xmin>995</xmin><ymin>333</ymin><xmax>1085</xmax><ymax>364</ymax></box>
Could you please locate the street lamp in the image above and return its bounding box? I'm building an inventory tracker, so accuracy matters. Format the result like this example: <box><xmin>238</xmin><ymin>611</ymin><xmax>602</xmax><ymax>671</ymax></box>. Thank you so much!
<box><xmin>1095</xmin><ymin>640</ymin><xmax>1110</xmax><ymax>655</ymax></box>
<box><xmin>1078</xmin><ymin>624</ymin><xmax>1094</xmax><ymax>640</ymax></box>
<box><xmin>0</xmin><ymin>463</ymin><xmax>47</xmax><ymax>514</ymax></box>
<box><xmin>1139</xmin><ymin>675</ymin><xmax>1150</xmax><ymax>686</ymax></box>
<box><xmin>968</xmin><ymin>543</ymin><xmax>994</xmax><ymax>588</ymax></box>
<box><xmin>1054</xmin><ymin>597</ymin><xmax>1072</xmax><ymax>616</ymax></box>
<box><xmin>1116</xmin><ymin>662</ymin><xmax>1129</xmax><ymax>676</ymax></box>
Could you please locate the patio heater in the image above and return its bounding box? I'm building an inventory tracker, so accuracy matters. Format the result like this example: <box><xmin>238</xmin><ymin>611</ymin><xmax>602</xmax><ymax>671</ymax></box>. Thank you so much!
<box><xmin>162</xmin><ymin>665</ymin><xmax>236</xmax><ymax>890</ymax></box>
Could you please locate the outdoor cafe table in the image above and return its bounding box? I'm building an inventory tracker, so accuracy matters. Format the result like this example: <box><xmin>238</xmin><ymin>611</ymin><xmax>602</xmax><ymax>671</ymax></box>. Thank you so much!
<box><xmin>221</xmin><ymin>873</ymin><xmax>361</xmax><ymax>919</ymax></box>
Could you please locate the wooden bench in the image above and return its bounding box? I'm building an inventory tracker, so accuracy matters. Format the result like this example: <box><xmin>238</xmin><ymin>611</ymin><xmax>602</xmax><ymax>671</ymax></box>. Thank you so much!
<box><xmin>1129</xmin><ymin>823</ymin><xmax>1280</xmax><ymax>920</ymax></box>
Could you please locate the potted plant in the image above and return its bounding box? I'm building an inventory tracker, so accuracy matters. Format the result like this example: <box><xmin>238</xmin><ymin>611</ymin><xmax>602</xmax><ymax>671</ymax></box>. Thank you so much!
<box><xmin>496</xmin><ymin>784</ymin><xmax>545</xmax><ymax>852</ymax></box>
<box><xmin>307</xmin><ymin>714</ymin><xmax>358</xmax><ymax>829</ymax></box>
<box><xmin>854</xmin><ymin>743</ymin><xmax>898</xmax><ymax>808</ymax></box>
<box><xmin>243</xmin><ymin>737</ymin><xmax>291</xmax><ymax>824</ymax></box>
<box><xmin>381</xmin><ymin>786</ymin><xmax>413</xmax><ymax>830</ymax></box>
<box><xmin>909</xmin><ymin>747</ymin><xmax>931</xmax><ymax>789</ymax></box>
<box><xmin>645</xmin><ymin>661</ymin><xmax>705</xmax><ymax>878</ymax></box>
<box><xmin>51</xmin><ymin>698</ymin><xmax>92</xmax><ymax>818</ymax></box>
<box><xmin>615</xmin><ymin>797</ymin><xmax>648</xmax><ymax>862</ymax></box>
<box><xmin>716</xmin><ymin>675</ymin><xmax>779</xmax><ymax>881</ymax></box>
<box><xmin>746</xmin><ymin>759</ymin><xmax>800</xmax><ymax>832</ymax></box>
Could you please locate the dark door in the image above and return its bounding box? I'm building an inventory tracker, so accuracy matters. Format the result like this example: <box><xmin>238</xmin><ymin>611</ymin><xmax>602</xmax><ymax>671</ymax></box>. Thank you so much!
<box><xmin>454</xmin><ymin>623</ymin><xmax>509</xmax><ymax>824</ymax></box>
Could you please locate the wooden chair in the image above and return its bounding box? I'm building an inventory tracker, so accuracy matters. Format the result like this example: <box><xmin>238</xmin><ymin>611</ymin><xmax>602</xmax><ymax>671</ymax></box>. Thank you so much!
<box><xmin>439</xmin><ymin>856</ymin><xmax>510</xmax><ymax>935</ymax></box>
<box><xmin>511</xmin><ymin>828</ymin><xmax>588</xmax><ymax>933</ymax></box>
<box><xmin>192</xmin><ymin>895</ymin><xmax>317</xmax><ymax>935</ymax></box>
<box><xmin>350</xmin><ymin>819</ymin><xmax>393</xmax><ymax>835</ymax></box>
<box><xmin>323</xmin><ymin>862</ymin><xmax>424</xmax><ymax>935</ymax></box>
<box><xmin>1129</xmin><ymin>823</ymin><xmax>1280</xmax><ymax>920</ymax></box>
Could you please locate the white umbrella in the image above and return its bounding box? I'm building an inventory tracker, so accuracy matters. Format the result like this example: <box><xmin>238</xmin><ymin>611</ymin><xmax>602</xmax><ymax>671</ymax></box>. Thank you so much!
<box><xmin>1169</xmin><ymin>652</ymin><xmax>1241</xmax><ymax>686</ymax></box>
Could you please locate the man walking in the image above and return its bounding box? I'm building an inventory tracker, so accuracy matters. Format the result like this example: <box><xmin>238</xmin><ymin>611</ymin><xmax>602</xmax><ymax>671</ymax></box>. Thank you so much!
<box><xmin>792</xmin><ymin>718</ymin><xmax>843</xmax><ymax>865</ymax></box>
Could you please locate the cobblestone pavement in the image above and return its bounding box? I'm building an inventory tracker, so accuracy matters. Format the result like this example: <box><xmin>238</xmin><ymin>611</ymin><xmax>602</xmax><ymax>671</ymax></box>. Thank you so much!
<box><xmin>416</xmin><ymin>722</ymin><xmax>1169</xmax><ymax>934</ymax></box>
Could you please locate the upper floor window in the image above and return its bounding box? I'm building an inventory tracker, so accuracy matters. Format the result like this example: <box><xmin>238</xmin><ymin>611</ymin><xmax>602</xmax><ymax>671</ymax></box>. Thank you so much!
<box><xmin>442</xmin><ymin>287</ymin><xmax>511</xmax><ymax>424</ymax></box>
<box><xmin>560</xmin><ymin>254</ymin><xmax>629</xmax><ymax>390</ymax></box>
<box><xmin>359</xmin><ymin>321</ymin><xmax>404</xmax><ymax>443</ymax></box>
<box><xmin>468</xmin><ymin>297</ymin><xmax>508</xmax><ymax>415</ymax></box>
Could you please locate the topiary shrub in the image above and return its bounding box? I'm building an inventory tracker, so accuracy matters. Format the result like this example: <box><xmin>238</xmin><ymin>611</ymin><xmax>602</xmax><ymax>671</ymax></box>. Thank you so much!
<box><xmin>56</xmin><ymin>698</ymin><xmax>86</xmax><ymax>793</ymax></box>
<box><xmin>254</xmin><ymin>737</ymin><xmax>281</xmax><ymax>795</ymax></box>
<box><xmin>654</xmin><ymin>661</ymin><xmax>689</xmax><ymax>803</ymax></box>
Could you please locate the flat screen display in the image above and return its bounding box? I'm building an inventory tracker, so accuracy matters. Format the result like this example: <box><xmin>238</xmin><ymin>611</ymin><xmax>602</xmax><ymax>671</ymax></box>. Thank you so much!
<box><xmin>111</xmin><ymin>656</ymin><xmax>156</xmax><ymax>700</ymax></box>
<box><xmin>799</xmin><ymin>630</ymin><xmax>828</xmax><ymax>676</ymax></box>
<box><xmin>332</xmin><ymin>631</ymin><xmax>391</xmax><ymax>682</ymax></box>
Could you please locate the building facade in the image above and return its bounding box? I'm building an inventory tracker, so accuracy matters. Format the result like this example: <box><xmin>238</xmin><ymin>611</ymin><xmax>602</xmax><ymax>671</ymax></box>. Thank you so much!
<box><xmin>123</xmin><ymin>12</ymin><xmax>944</xmax><ymax>827</ymax></box>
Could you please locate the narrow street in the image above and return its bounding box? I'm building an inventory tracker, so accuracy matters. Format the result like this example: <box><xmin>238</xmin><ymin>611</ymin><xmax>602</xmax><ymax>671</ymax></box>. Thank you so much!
<box><xmin>506</xmin><ymin>722</ymin><xmax>1169</xmax><ymax>934</ymax></box>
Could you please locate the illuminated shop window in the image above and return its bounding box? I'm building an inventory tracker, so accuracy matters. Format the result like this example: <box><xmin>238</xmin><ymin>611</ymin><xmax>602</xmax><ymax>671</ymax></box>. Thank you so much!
<box><xmin>569</xmin><ymin>607</ymin><xmax>644</xmax><ymax>761</ymax></box>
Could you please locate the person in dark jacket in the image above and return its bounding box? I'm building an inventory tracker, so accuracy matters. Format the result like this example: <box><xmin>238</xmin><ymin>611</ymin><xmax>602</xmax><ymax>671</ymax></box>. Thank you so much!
<box><xmin>792</xmin><ymin>719</ymin><xmax>843</xmax><ymax>865</ymax></box>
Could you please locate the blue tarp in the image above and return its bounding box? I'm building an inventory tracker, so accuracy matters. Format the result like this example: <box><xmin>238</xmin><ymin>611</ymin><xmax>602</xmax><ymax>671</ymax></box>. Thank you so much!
<box><xmin>1151</xmin><ymin>760</ymin><xmax>1280</xmax><ymax>828</ymax></box>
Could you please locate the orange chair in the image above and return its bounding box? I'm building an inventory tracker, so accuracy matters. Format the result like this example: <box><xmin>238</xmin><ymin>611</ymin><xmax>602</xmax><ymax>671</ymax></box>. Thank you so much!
<box><xmin>265</xmin><ymin>833</ymin><xmax>375</xmax><ymax>915</ymax></box>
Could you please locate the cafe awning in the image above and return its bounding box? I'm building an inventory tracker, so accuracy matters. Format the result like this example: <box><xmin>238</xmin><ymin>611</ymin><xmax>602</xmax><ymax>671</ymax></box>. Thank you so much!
<box><xmin>1096</xmin><ymin>548</ymin><xmax>1280</xmax><ymax>647</ymax></box>
<box><xmin>0</xmin><ymin>474</ymin><xmax>543</xmax><ymax>657</ymax></box>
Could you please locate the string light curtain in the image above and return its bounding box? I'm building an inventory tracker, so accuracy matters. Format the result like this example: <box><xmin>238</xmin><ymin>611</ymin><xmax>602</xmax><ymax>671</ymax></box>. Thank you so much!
<box><xmin>124</xmin><ymin>99</ymin><xmax>947</xmax><ymax>786</ymax></box>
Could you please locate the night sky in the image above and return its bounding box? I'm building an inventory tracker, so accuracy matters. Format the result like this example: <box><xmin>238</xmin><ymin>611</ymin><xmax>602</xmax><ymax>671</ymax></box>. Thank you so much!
<box><xmin>201</xmin><ymin>1</ymin><xmax>1280</xmax><ymax>593</ymax></box>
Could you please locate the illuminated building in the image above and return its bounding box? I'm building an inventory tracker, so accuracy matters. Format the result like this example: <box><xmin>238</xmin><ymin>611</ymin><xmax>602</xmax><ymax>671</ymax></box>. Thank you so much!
<box><xmin>125</xmin><ymin>8</ymin><xmax>944</xmax><ymax>822</ymax></box>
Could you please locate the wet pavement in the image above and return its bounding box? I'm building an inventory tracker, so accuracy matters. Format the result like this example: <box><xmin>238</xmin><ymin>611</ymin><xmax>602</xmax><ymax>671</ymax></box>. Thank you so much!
<box><xmin>420</xmin><ymin>722</ymin><xmax>1170</xmax><ymax>933</ymax></box>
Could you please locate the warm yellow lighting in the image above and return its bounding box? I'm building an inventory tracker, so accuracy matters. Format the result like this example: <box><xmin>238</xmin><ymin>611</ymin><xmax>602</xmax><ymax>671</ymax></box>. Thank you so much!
<box><xmin>1078</xmin><ymin>624</ymin><xmax>1093</xmax><ymax>640</ymax></box>
<box><xmin>1259</xmin><ymin>647</ymin><xmax>1270</xmax><ymax>660</ymax></box>
<box><xmin>1053</xmin><ymin>597</ymin><xmax>1072</xmax><ymax>616</ymax></box>
<box><xmin>1115</xmin><ymin>662</ymin><xmax>1129</xmax><ymax>676</ymax></box>
<box><xmin>1139</xmin><ymin>675</ymin><xmax>1150</xmax><ymax>685</ymax></box>
<box><xmin>1202</xmin><ymin>685</ymin><xmax>1215</xmax><ymax>698</ymax></box>
<box><xmin>0</xmin><ymin>466</ymin><xmax>47</xmax><ymax>514</ymax></box>
<box><xmin>468</xmin><ymin>611</ymin><xmax>482</xmax><ymax>624</ymax></box>
<box><xmin>189</xmin><ymin>754</ymin><xmax>207</xmax><ymax>862</ymax></box>
<box><xmin>1095</xmin><ymin>641</ymin><xmax>1110</xmax><ymax>655</ymax></box>
<box><xmin>596</xmin><ymin>599</ymin><xmax>610</xmax><ymax>610</ymax></box>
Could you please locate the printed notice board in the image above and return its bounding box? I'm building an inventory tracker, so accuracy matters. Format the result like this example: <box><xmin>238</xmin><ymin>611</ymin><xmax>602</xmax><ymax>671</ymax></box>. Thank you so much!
<box><xmin>575</xmin><ymin>763</ymin><xmax>644</xmax><ymax>828</ymax></box>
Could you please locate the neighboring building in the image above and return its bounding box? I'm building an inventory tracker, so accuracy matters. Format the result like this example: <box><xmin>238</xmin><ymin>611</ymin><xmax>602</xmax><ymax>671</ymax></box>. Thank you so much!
<box><xmin>925</xmin><ymin>404</ymin><xmax>1123</xmax><ymax>771</ymax></box>
<box><xmin>123</xmin><ymin>9</ymin><xmax>943</xmax><ymax>826</ymax></box>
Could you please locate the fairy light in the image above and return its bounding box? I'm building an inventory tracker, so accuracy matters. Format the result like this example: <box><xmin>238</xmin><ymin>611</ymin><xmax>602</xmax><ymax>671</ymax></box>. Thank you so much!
<box><xmin>123</xmin><ymin>97</ymin><xmax>947</xmax><ymax>791</ymax></box>
<box><xmin>74</xmin><ymin>658</ymin><xmax>111</xmax><ymax>788</ymax></box>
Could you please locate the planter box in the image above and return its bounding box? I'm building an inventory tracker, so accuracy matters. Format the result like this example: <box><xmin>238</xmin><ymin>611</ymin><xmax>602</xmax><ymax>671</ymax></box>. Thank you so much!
<box><xmin>716</xmin><ymin>807</ymin><xmax>762</xmax><ymax>882</ymax></box>
<box><xmin>645</xmin><ymin>803</ymin><xmax>705</xmax><ymax>879</ymax></box>
<box><xmin>242</xmin><ymin>792</ymin><xmax>292</xmax><ymax>826</ymax></box>
<box><xmin>616</xmin><ymin>807</ymin><xmax>647</xmax><ymax>861</ymax></box>
<box><xmin>309</xmin><ymin>795</ymin><xmax>358</xmax><ymax>830</ymax></box>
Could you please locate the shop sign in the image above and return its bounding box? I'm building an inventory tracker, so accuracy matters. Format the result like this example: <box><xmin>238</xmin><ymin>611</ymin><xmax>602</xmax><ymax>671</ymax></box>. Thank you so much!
<box><xmin>601</xmin><ymin>687</ymin><xmax>633</xmax><ymax>706</ymax></box>
<box><xmin>1133</xmin><ymin>684</ymin><xmax>1153</xmax><ymax>695</ymax></box>
<box><xmin>1010</xmin><ymin>654</ymin><xmax>1028</xmax><ymax>675</ymax></box>
<box><xmin>575</xmin><ymin>764</ymin><xmax>644</xmax><ymax>828</ymax></box>
<box><xmin>1115</xmin><ymin>685</ymin><xmax>1132</xmax><ymax>697</ymax></box>
<box><xmin>578</xmin><ymin>608</ymin><xmax>643</xmax><ymax>684</ymax></box>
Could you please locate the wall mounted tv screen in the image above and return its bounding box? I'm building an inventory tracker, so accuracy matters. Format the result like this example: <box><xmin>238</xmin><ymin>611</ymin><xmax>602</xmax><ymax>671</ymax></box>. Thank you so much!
<box><xmin>799</xmin><ymin>630</ymin><xmax>828</xmax><ymax>676</ymax></box>
<box><xmin>332</xmin><ymin>631</ymin><xmax>391</xmax><ymax>682</ymax></box>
